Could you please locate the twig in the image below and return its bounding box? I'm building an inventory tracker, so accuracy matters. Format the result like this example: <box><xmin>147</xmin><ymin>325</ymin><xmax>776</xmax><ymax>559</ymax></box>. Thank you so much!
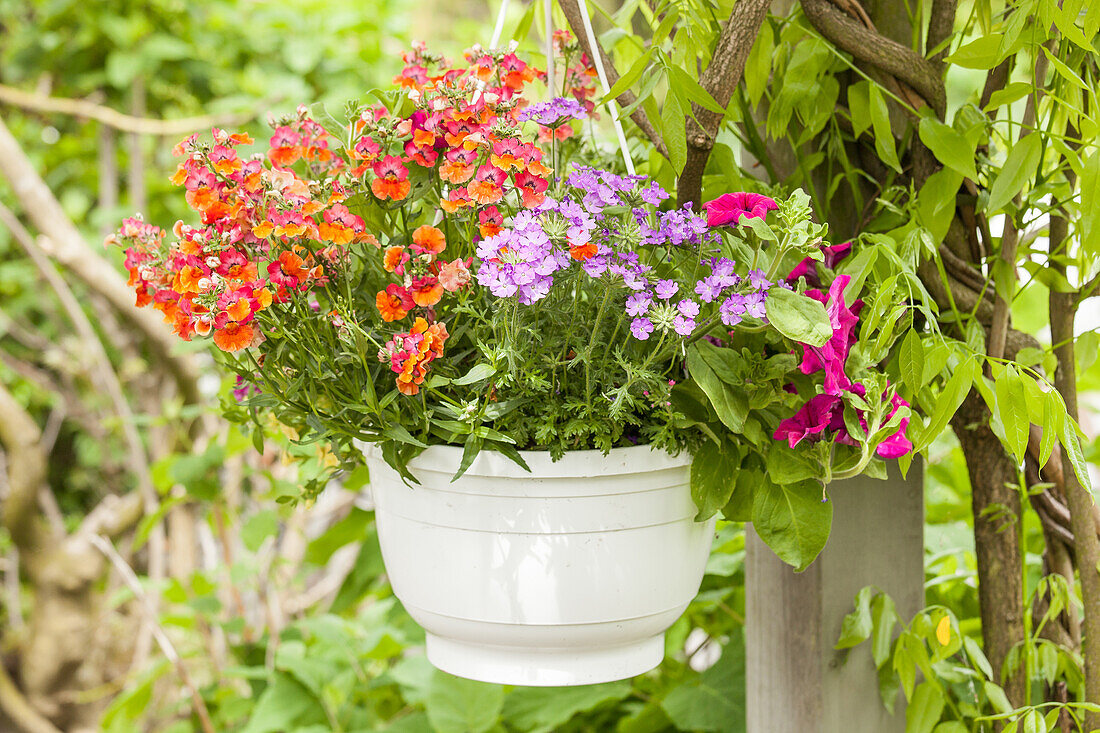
<box><xmin>0</xmin><ymin>82</ymin><xmax>256</xmax><ymax>136</ymax></box>
<box><xmin>88</xmin><ymin>534</ymin><xmax>216</xmax><ymax>733</ymax></box>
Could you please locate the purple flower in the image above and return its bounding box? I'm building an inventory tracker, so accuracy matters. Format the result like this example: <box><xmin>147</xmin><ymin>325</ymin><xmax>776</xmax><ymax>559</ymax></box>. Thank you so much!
<box><xmin>720</xmin><ymin>294</ymin><xmax>747</xmax><ymax>326</ymax></box>
<box><xmin>703</xmin><ymin>192</ymin><xmax>779</xmax><ymax>227</ymax></box>
<box><xmin>677</xmin><ymin>299</ymin><xmax>700</xmax><ymax>318</ymax></box>
<box><xmin>630</xmin><ymin>317</ymin><xmax>655</xmax><ymax>340</ymax></box>
<box><xmin>744</xmin><ymin>291</ymin><xmax>767</xmax><ymax>319</ymax></box>
<box><xmin>640</xmin><ymin>181</ymin><xmax>669</xmax><ymax>206</ymax></box>
<box><xmin>748</xmin><ymin>269</ymin><xmax>771</xmax><ymax>290</ymax></box>
<box><xmin>673</xmin><ymin>314</ymin><xmax>696</xmax><ymax>336</ymax></box>
<box><xmin>518</xmin><ymin>97</ymin><xmax>588</xmax><ymax>126</ymax></box>
<box><xmin>709</xmin><ymin>257</ymin><xmax>740</xmax><ymax>288</ymax></box>
<box><xmin>475</xmin><ymin>211</ymin><xmax>568</xmax><ymax>304</ymax></box>
<box><xmin>625</xmin><ymin>292</ymin><xmax>652</xmax><ymax>316</ymax></box>
<box><xmin>655</xmin><ymin>279</ymin><xmax>679</xmax><ymax>300</ymax></box>
<box><xmin>694</xmin><ymin>276</ymin><xmax>724</xmax><ymax>303</ymax></box>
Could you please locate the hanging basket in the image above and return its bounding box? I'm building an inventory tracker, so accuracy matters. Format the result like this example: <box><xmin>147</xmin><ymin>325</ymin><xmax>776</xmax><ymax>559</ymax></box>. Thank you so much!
<box><xmin>363</xmin><ymin>444</ymin><xmax>716</xmax><ymax>686</ymax></box>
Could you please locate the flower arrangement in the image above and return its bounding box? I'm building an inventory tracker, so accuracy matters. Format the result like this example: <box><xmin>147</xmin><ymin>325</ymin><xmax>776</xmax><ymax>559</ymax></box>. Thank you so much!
<box><xmin>108</xmin><ymin>38</ymin><xmax>914</xmax><ymax>555</ymax></box>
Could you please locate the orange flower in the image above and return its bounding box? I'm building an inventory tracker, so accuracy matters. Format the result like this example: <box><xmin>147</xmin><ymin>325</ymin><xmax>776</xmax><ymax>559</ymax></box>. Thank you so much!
<box><xmin>251</xmin><ymin>222</ymin><xmax>273</xmax><ymax>238</ymax></box>
<box><xmin>376</xmin><ymin>284</ymin><xmax>413</xmax><ymax>322</ymax></box>
<box><xmin>318</xmin><ymin>222</ymin><xmax>354</xmax><ymax>245</ymax></box>
<box><xmin>411</xmin><ymin>225</ymin><xmax>446</xmax><ymax>255</ymax></box>
<box><xmin>213</xmin><ymin>322</ymin><xmax>254</xmax><ymax>352</ymax></box>
<box><xmin>410</xmin><ymin>276</ymin><xmax>444</xmax><ymax>307</ymax></box>
<box><xmin>569</xmin><ymin>242</ymin><xmax>598</xmax><ymax>261</ymax></box>
<box><xmin>468</xmin><ymin>180</ymin><xmax>503</xmax><ymax>205</ymax></box>
<box><xmin>371</xmin><ymin>155</ymin><xmax>411</xmax><ymax>201</ymax></box>
<box><xmin>226</xmin><ymin>297</ymin><xmax>252</xmax><ymax>322</ymax></box>
<box><xmin>383</xmin><ymin>246</ymin><xmax>407</xmax><ymax>273</ymax></box>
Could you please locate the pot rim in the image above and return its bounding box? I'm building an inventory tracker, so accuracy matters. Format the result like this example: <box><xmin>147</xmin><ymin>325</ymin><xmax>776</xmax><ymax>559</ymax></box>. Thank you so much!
<box><xmin>358</xmin><ymin>441</ymin><xmax>691</xmax><ymax>479</ymax></box>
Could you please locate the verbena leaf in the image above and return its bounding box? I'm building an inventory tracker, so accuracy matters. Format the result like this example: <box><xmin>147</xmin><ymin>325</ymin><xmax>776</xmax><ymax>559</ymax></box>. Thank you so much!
<box><xmin>765</xmin><ymin>287</ymin><xmax>832</xmax><ymax>347</ymax></box>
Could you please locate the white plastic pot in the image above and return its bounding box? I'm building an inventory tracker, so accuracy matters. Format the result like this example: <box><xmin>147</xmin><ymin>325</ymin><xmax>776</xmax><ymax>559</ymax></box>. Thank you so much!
<box><xmin>363</xmin><ymin>443</ymin><xmax>716</xmax><ymax>686</ymax></box>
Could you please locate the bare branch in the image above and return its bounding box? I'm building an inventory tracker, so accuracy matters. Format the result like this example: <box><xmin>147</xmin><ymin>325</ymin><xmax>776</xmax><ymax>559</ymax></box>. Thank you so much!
<box><xmin>0</xmin><ymin>663</ymin><xmax>62</xmax><ymax>733</ymax></box>
<box><xmin>0</xmin><ymin>82</ymin><xmax>255</xmax><ymax>136</ymax></box>
<box><xmin>558</xmin><ymin>0</ymin><xmax>669</xmax><ymax>158</ymax></box>
<box><xmin>0</xmin><ymin>382</ymin><xmax>49</xmax><ymax>553</ymax></box>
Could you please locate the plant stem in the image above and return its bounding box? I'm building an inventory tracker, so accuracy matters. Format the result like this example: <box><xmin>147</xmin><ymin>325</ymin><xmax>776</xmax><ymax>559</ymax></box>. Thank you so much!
<box><xmin>585</xmin><ymin>283</ymin><xmax>615</xmax><ymax>404</ymax></box>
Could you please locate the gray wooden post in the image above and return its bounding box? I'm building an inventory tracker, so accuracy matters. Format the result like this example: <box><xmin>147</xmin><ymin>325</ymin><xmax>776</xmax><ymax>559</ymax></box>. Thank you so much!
<box><xmin>746</xmin><ymin>463</ymin><xmax>924</xmax><ymax>732</ymax></box>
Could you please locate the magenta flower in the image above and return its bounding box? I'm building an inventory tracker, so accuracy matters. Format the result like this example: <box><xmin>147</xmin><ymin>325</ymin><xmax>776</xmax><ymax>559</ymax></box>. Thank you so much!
<box><xmin>798</xmin><ymin>275</ymin><xmax>863</xmax><ymax>395</ymax></box>
<box><xmin>788</xmin><ymin>241</ymin><xmax>854</xmax><ymax>287</ymax></box>
<box><xmin>703</xmin><ymin>192</ymin><xmax>779</xmax><ymax>228</ymax></box>
<box><xmin>773</xmin><ymin>393</ymin><xmax>845</xmax><ymax>448</ymax></box>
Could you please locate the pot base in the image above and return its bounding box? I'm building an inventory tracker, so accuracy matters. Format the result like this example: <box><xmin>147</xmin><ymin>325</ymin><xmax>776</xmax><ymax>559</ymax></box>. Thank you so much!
<box><xmin>425</xmin><ymin>633</ymin><xmax>665</xmax><ymax>686</ymax></box>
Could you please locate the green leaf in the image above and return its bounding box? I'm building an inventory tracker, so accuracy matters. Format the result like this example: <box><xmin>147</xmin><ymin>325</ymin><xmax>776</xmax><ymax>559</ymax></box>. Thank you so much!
<box><xmin>1079</xmin><ymin>148</ymin><xmax>1100</xmax><ymax>258</ymax></box>
<box><xmin>1059</xmin><ymin>415</ymin><xmax>1093</xmax><ymax>493</ymax></box>
<box><xmin>425</xmin><ymin>671</ymin><xmax>504</xmax><ymax>733</ymax></box>
<box><xmin>765</xmin><ymin>287</ymin><xmax>832</xmax><ymax>347</ymax></box>
<box><xmin>452</xmin><ymin>363</ymin><xmax>496</xmax><ymax>385</ymax></box>
<box><xmin>691</xmin><ymin>440</ymin><xmax>739</xmax><ymax>521</ymax></box>
<box><xmin>919</xmin><ymin>117</ymin><xmax>978</xmax><ymax>180</ymax></box>
<box><xmin>241</xmin><ymin>509</ymin><xmax>280</xmax><ymax>553</ymax></box>
<box><xmin>871</xmin><ymin>593</ymin><xmax>899</xmax><ymax>668</ymax></box>
<box><xmin>745</xmin><ymin>22</ymin><xmax>775</xmax><ymax>108</ymax></box>
<box><xmin>669</xmin><ymin>66</ymin><xmax>727</xmax><ymax>115</ymax></box>
<box><xmin>917</xmin><ymin>168</ymin><xmax>964</xmax><ymax>243</ymax></box>
<box><xmin>604</xmin><ymin>49</ymin><xmax>653</xmax><ymax>101</ymax></box>
<box><xmin>984</xmin><ymin>681</ymin><xmax>1013</xmax><ymax>714</ymax></box>
<box><xmin>917</xmin><ymin>356</ymin><xmax>977</xmax><ymax>451</ymax></box>
<box><xmin>751</xmin><ymin>479</ymin><xmax>832</xmax><ymax>571</ymax></box>
<box><xmin>722</xmin><ymin>467</ymin><xmax>757</xmax><ymax>522</ymax></box>
<box><xmin>240</xmin><ymin>674</ymin><xmax>316</xmax><ymax>733</ymax></box>
<box><xmin>946</xmin><ymin>34</ymin><xmax>1003</xmax><ymax>69</ymax></box>
<box><xmin>501</xmin><ymin>681</ymin><xmax>631</xmax><ymax>733</ymax></box>
<box><xmin>661</xmin><ymin>91</ymin><xmax>687</xmax><ymax>174</ymax></box>
<box><xmin>984</xmin><ymin>82</ymin><xmax>1033</xmax><ymax>112</ymax></box>
<box><xmin>869</xmin><ymin>84</ymin><xmax>901</xmax><ymax>173</ymax></box>
<box><xmin>994</xmin><ymin>366</ymin><xmax>1029</xmax><ymax>463</ymax></box>
<box><xmin>932</xmin><ymin>723</ymin><xmax>969</xmax><ymax>733</ymax></box>
<box><xmin>906</xmin><ymin>681</ymin><xmax>945</xmax><ymax>733</ymax></box>
<box><xmin>963</xmin><ymin>636</ymin><xmax>993</xmax><ymax>679</ymax></box>
<box><xmin>848</xmin><ymin>81</ymin><xmax>871</xmax><ymax>139</ymax></box>
<box><xmin>661</xmin><ymin>635</ymin><xmax>745</xmax><ymax>733</ymax></box>
<box><xmin>686</xmin><ymin>346</ymin><xmax>749</xmax><ymax>432</ymax></box>
<box><xmin>836</xmin><ymin>586</ymin><xmax>875</xmax><ymax>649</ymax></box>
<box><xmin>987</xmin><ymin>133</ymin><xmax>1042</xmax><ymax>213</ymax></box>
<box><xmin>900</xmin><ymin>330</ymin><xmax>926</xmax><ymax>391</ymax></box>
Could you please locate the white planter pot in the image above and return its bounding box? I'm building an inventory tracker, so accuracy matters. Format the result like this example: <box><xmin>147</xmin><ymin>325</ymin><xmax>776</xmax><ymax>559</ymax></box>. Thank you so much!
<box><xmin>363</xmin><ymin>443</ymin><xmax>716</xmax><ymax>686</ymax></box>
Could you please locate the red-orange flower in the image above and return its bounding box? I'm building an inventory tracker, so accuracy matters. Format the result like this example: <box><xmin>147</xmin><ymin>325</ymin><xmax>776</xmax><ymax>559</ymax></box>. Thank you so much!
<box><xmin>213</xmin><ymin>322</ymin><xmax>254</xmax><ymax>352</ymax></box>
<box><xmin>410</xmin><ymin>276</ymin><xmax>444</xmax><ymax>307</ymax></box>
<box><xmin>371</xmin><ymin>155</ymin><xmax>411</xmax><ymax>201</ymax></box>
<box><xmin>411</xmin><ymin>225</ymin><xmax>446</xmax><ymax>256</ymax></box>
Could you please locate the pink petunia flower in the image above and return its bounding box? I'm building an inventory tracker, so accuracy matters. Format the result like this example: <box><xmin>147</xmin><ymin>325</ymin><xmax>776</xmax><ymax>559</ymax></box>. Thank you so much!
<box><xmin>798</xmin><ymin>275</ymin><xmax>863</xmax><ymax>395</ymax></box>
<box><xmin>773</xmin><ymin>393</ymin><xmax>845</xmax><ymax>448</ymax></box>
<box><xmin>788</xmin><ymin>241</ymin><xmax>853</xmax><ymax>287</ymax></box>
<box><xmin>702</xmin><ymin>192</ymin><xmax>778</xmax><ymax>228</ymax></box>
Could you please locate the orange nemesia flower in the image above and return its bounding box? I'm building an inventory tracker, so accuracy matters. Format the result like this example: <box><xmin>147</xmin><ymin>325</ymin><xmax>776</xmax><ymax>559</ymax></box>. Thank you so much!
<box><xmin>213</xmin><ymin>322</ymin><xmax>254</xmax><ymax>352</ymax></box>
<box><xmin>411</xmin><ymin>225</ymin><xmax>446</xmax><ymax>255</ymax></box>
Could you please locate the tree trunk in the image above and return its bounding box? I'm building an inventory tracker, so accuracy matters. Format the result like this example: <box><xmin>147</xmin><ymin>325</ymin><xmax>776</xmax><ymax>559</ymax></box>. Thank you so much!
<box><xmin>950</xmin><ymin>392</ymin><xmax>1026</xmax><ymax>706</ymax></box>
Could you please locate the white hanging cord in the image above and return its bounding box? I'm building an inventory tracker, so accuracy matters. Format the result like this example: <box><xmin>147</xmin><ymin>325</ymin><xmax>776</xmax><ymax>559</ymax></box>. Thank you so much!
<box><xmin>471</xmin><ymin>0</ymin><xmax>513</xmax><ymax>105</ymax></box>
<box><xmin>489</xmin><ymin>0</ymin><xmax>511</xmax><ymax>49</ymax></box>
<box><xmin>545</xmin><ymin>0</ymin><xmax>556</xmax><ymax>96</ymax></box>
<box><xmin>574</xmin><ymin>0</ymin><xmax>636</xmax><ymax>175</ymax></box>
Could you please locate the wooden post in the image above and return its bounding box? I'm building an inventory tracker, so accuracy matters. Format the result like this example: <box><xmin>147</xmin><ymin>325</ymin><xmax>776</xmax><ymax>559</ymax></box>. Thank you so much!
<box><xmin>746</xmin><ymin>462</ymin><xmax>923</xmax><ymax>731</ymax></box>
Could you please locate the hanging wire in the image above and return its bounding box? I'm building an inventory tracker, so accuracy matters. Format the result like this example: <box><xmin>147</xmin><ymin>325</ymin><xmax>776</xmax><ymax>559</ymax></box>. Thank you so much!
<box><xmin>545</xmin><ymin>0</ymin><xmax>556</xmax><ymax>96</ymax></box>
<box><xmin>472</xmin><ymin>0</ymin><xmax>513</xmax><ymax>105</ymax></box>
<box><xmin>573</xmin><ymin>0</ymin><xmax>636</xmax><ymax>175</ymax></box>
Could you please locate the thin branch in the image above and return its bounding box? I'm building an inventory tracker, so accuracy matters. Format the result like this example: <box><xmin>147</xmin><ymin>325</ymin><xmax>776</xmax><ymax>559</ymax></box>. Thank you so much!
<box><xmin>799</xmin><ymin>0</ymin><xmax>946</xmax><ymax>116</ymax></box>
<box><xmin>558</xmin><ymin>0</ymin><xmax>669</xmax><ymax>158</ymax></box>
<box><xmin>88</xmin><ymin>534</ymin><xmax>216</xmax><ymax>733</ymax></box>
<box><xmin>0</xmin><ymin>82</ymin><xmax>256</xmax><ymax>136</ymax></box>
<box><xmin>0</xmin><ymin>114</ymin><xmax>202</xmax><ymax>406</ymax></box>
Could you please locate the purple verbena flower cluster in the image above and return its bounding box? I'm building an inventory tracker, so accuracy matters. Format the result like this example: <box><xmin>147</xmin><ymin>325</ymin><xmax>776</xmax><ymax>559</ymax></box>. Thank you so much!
<box><xmin>517</xmin><ymin>97</ymin><xmax>588</xmax><ymax>126</ymax></box>
<box><xmin>475</xmin><ymin>210</ymin><xmax>570</xmax><ymax>304</ymax></box>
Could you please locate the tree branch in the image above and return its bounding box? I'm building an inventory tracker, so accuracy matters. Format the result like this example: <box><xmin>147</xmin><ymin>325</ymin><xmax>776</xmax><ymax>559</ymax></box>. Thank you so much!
<box><xmin>0</xmin><ymin>114</ymin><xmax>202</xmax><ymax>406</ymax></box>
<box><xmin>0</xmin><ymin>382</ymin><xmax>49</xmax><ymax>553</ymax></box>
<box><xmin>799</xmin><ymin>0</ymin><xmax>946</xmax><ymax>116</ymax></box>
<box><xmin>0</xmin><ymin>83</ymin><xmax>255</xmax><ymax>136</ymax></box>
<box><xmin>558</xmin><ymin>0</ymin><xmax>668</xmax><ymax>158</ymax></box>
<box><xmin>0</xmin><ymin>663</ymin><xmax>62</xmax><ymax>733</ymax></box>
<box><xmin>676</xmin><ymin>0</ymin><xmax>772</xmax><ymax>208</ymax></box>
